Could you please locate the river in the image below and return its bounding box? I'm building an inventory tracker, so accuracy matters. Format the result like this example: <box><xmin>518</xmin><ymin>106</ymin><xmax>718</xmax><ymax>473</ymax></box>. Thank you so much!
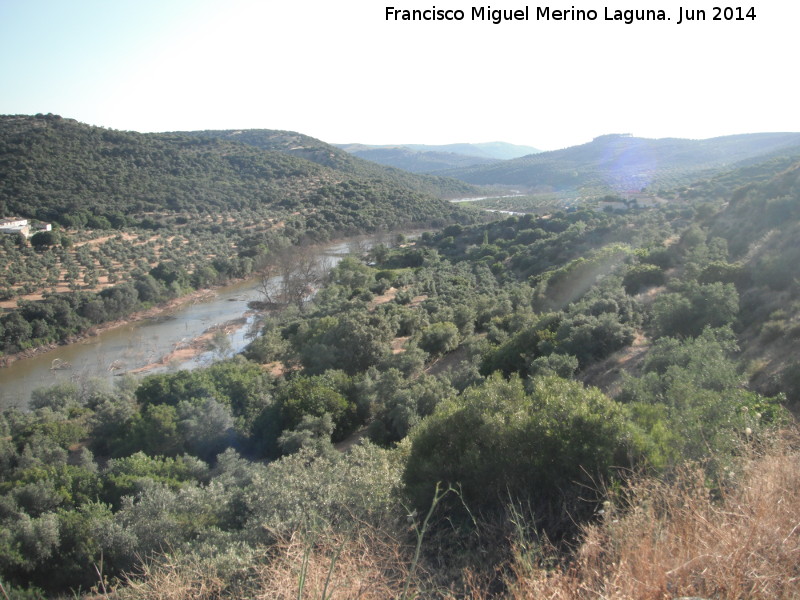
<box><xmin>0</xmin><ymin>235</ymin><xmax>394</xmax><ymax>410</ymax></box>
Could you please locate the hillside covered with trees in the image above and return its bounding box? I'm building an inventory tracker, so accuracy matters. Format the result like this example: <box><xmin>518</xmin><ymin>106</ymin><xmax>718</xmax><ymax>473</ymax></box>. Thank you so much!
<box><xmin>334</xmin><ymin>141</ymin><xmax>541</xmax><ymax>174</ymax></box>
<box><xmin>2</xmin><ymin>148</ymin><xmax>800</xmax><ymax>597</ymax></box>
<box><xmin>331</xmin><ymin>145</ymin><xmax>501</xmax><ymax>173</ymax></box>
<box><xmin>0</xmin><ymin>114</ymin><xmax>475</xmax><ymax>228</ymax></box>
<box><xmin>171</xmin><ymin>128</ymin><xmax>479</xmax><ymax>197</ymax></box>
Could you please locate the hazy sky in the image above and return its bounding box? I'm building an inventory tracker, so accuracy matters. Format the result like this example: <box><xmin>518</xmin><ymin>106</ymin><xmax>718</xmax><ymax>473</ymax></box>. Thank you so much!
<box><xmin>1</xmin><ymin>0</ymin><xmax>796</xmax><ymax>150</ymax></box>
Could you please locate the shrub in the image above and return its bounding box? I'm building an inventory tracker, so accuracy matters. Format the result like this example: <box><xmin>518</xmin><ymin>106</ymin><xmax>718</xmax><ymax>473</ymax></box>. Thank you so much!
<box><xmin>275</xmin><ymin>374</ymin><xmax>358</xmax><ymax>442</ymax></box>
<box><xmin>623</xmin><ymin>263</ymin><xmax>665</xmax><ymax>294</ymax></box>
<box><xmin>403</xmin><ymin>375</ymin><xmax>636</xmax><ymax>536</ymax></box>
<box><xmin>418</xmin><ymin>321</ymin><xmax>459</xmax><ymax>356</ymax></box>
<box><xmin>651</xmin><ymin>282</ymin><xmax>739</xmax><ymax>338</ymax></box>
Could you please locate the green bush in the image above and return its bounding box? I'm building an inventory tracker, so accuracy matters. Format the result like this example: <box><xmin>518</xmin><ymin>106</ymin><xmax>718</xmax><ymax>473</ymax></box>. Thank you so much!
<box><xmin>622</xmin><ymin>263</ymin><xmax>665</xmax><ymax>294</ymax></box>
<box><xmin>275</xmin><ymin>374</ymin><xmax>358</xmax><ymax>442</ymax></box>
<box><xmin>651</xmin><ymin>282</ymin><xmax>739</xmax><ymax>338</ymax></box>
<box><xmin>403</xmin><ymin>375</ymin><xmax>636</xmax><ymax>535</ymax></box>
<box><xmin>619</xmin><ymin>328</ymin><xmax>784</xmax><ymax>471</ymax></box>
<box><xmin>418</xmin><ymin>321</ymin><xmax>459</xmax><ymax>356</ymax></box>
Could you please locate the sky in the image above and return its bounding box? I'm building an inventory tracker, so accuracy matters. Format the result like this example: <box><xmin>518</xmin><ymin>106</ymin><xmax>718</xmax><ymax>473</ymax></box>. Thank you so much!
<box><xmin>1</xmin><ymin>0</ymin><xmax>797</xmax><ymax>151</ymax></box>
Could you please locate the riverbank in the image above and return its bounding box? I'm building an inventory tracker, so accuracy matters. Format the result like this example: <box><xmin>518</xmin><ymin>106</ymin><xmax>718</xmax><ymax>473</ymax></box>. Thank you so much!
<box><xmin>0</xmin><ymin>287</ymin><xmax>219</xmax><ymax>369</ymax></box>
<box><xmin>0</xmin><ymin>275</ymin><xmax>272</xmax><ymax>410</ymax></box>
<box><xmin>0</xmin><ymin>230</ymin><xmax>422</xmax><ymax>409</ymax></box>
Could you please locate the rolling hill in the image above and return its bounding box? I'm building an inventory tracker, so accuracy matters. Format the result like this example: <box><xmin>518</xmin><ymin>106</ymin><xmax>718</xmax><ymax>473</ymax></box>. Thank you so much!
<box><xmin>171</xmin><ymin>128</ymin><xmax>480</xmax><ymax>198</ymax></box>
<box><xmin>0</xmin><ymin>115</ymin><xmax>474</xmax><ymax>232</ymax></box>
<box><xmin>440</xmin><ymin>132</ymin><xmax>800</xmax><ymax>196</ymax></box>
<box><xmin>335</xmin><ymin>141</ymin><xmax>540</xmax><ymax>173</ymax></box>
<box><xmin>329</xmin><ymin>146</ymin><xmax>500</xmax><ymax>173</ymax></box>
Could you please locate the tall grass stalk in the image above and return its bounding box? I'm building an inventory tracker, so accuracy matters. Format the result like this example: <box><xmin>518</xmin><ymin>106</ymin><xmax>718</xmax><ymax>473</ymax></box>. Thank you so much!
<box><xmin>401</xmin><ymin>482</ymin><xmax>454</xmax><ymax>600</ymax></box>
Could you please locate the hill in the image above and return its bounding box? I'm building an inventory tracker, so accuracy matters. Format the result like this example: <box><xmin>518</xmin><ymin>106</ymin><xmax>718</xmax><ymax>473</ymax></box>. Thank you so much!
<box><xmin>425</xmin><ymin>141</ymin><xmax>540</xmax><ymax>160</ymax></box>
<box><xmin>334</xmin><ymin>141</ymin><xmax>540</xmax><ymax>173</ymax></box>
<box><xmin>331</xmin><ymin>146</ymin><xmax>501</xmax><ymax>173</ymax></box>
<box><xmin>0</xmin><ymin>114</ymin><xmax>473</xmax><ymax>231</ymax></box>
<box><xmin>704</xmin><ymin>160</ymin><xmax>800</xmax><ymax>396</ymax></box>
<box><xmin>339</xmin><ymin>141</ymin><xmax>540</xmax><ymax>160</ymax></box>
<box><xmin>441</xmin><ymin>132</ymin><xmax>800</xmax><ymax>196</ymax></box>
<box><xmin>171</xmin><ymin>128</ymin><xmax>480</xmax><ymax>198</ymax></box>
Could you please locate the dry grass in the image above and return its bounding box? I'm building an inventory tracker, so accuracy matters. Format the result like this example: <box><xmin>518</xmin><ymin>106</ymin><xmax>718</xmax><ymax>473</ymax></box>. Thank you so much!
<box><xmin>111</xmin><ymin>554</ymin><xmax>229</xmax><ymax>600</ymax></box>
<box><xmin>255</xmin><ymin>529</ymin><xmax>420</xmax><ymax>600</ymax></box>
<box><xmin>113</xmin><ymin>527</ymin><xmax>430</xmax><ymax>600</ymax></box>
<box><xmin>506</xmin><ymin>433</ymin><xmax>800</xmax><ymax>600</ymax></box>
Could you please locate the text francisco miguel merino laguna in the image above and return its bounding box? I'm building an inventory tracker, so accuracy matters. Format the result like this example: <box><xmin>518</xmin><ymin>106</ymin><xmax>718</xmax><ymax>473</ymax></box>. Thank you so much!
<box><xmin>385</xmin><ymin>6</ymin><xmax>757</xmax><ymax>25</ymax></box>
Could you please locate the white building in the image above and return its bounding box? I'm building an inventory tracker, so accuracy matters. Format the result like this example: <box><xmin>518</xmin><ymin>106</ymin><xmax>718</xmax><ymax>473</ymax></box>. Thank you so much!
<box><xmin>0</xmin><ymin>217</ymin><xmax>30</xmax><ymax>237</ymax></box>
<box><xmin>31</xmin><ymin>222</ymin><xmax>52</xmax><ymax>233</ymax></box>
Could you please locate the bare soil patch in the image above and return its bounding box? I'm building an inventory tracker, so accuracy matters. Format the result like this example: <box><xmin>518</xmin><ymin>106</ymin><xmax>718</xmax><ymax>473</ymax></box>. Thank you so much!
<box><xmin>368</xmin><ymin>287</ymin><xmax>398</xmax><ymax>310</ymax></box>
<box><xmin>126</xmin><ymin>317</ymin><xmax>247</xmax><ymax>375</ymax></box>
<box><xmin>391</xmin><ymin>336</ymin><xmax>410</xmax><ymax>354</ymax></box>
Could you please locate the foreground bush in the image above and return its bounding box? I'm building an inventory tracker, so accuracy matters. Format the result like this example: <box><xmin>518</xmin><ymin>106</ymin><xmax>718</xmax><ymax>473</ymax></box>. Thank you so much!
<box><xmin>403</xmin><ymin>375</ymin><xmax>637</xmax><ymax>537</ymax></box>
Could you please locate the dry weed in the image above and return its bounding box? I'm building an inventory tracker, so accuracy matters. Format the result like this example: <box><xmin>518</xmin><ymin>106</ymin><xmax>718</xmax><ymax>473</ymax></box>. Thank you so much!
<box><xmin>111</xmin><ymin>526</ymin><xmax>429</xmax><ymax>600</ymax></box>
<box><xmin>255</xmin><ymin>528</ymin><xmax>419</xmax><ymax>600</ymax></box>
<box><xmin>114</xmin><ymin>554</ymin><xmax>228</xmax><ymax>600</ymax></box>
<box><xmin>507</xmin><ymin>433</ymin><xmax>800</xmax><ymax>599</ymax></box>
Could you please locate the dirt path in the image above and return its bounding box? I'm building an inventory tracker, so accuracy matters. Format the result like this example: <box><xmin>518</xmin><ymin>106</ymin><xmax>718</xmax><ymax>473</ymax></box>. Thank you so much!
<box><xmin>581</xmin><ymin>332</ymin><xmax>650</xmax><ymax>394</ymax></box>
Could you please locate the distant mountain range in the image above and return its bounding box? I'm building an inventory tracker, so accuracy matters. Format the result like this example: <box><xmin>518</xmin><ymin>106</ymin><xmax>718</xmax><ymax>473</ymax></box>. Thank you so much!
<box><xmin>334</xmin><ymin>142</ymin><xmax>540</xmax><ymax>173</ymax></box>
<box><xmin>436</xmin><ymin>133</ymin><xmax>800</xmax><ymax>195</ymax></box>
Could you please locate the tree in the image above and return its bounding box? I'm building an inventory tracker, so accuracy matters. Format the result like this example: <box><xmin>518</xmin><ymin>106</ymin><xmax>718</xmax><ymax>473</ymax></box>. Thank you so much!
<box><xmin>651</xmin><ymin>282</ymin><xmax>739</xmax><ymax>338</ymax></box>
<box><xmin>277</xmin><ymin>413</ymin><xmax>336</xmax><ymax>456</ymax></box>
<box><xmin>623</xmin><ymin>263</ymin><xmax>665</xmax><ymax>294</ymax></box>
<box><xmin>297</xmin><ymin>311</ymin><xmax>394</xmax><ymax>375</ymax></box>
<box><xmin>149</xmin><ymin>261</ymin><xmax>189</xmax><ymax>289</ymax></box>
<box><xmin>556</xmin><ymin>312</ymin><xmax>635</xmax><ymax>367</ymax></box>
<box><xmin>1</xmin><ymin>311</ymin><xmax>33</xmax><ymax>352</ymax></box>
<box><xmin>124</xmin><ymin>404</ymin><xmax>182</xmax><ymax>457</ymax></box>
<box><xmin>275</xmin><ymin>374</ymin><xmax>358</xmax><ymax>442</ymax></box>
<box><xmin>528</xmin><ymin>353</ymin><xmax>579</xmax><ymax>379</ymax></box>
<box><xmin>259</xmin><ymin>246</ymin><xmax>329</xmax><ymax>308</ymax></box>
<box><xmin>176</xmin><ymin>398</ymin><xmax>235</xmax><ymax>461</ymax></box>
<box><xmin>418</xmin><ymin>321</ymin><xmax>459</xmax><ymax>356</ymax></box>
<box><xmin>29</xmin><ymin>230</ymin><xmax>60</xmax><ymax>249</ymax></box>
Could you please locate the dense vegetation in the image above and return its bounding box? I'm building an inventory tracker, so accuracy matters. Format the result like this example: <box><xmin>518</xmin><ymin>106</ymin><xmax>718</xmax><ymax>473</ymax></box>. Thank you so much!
<box><xmin>172</xmin><ymin>128</ymin><xmax>479</xmax><ymax>197</ymax></box>
<box><xmin>0</xmin><ymin>114</ymin><xmax>476</xmax><ymax>227</ymax></box>
<box><xmin>4</xmin><ymin>150</ymin><xmax>800</xmax><ymax>596</ymax></box>
<box><xmin>338</xmin><ymin>140</ymin><xmax>541</xmax><ymax>160</ymax></box>
<box><xmin>3</xmin><ymin>124</ymin><xmax>800</xmax><ymax>597</ymax></box>
<box><xmin>334</xmin><ymin>146</ymin><xmax>501</xmax><ymax>173</ymax></box>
